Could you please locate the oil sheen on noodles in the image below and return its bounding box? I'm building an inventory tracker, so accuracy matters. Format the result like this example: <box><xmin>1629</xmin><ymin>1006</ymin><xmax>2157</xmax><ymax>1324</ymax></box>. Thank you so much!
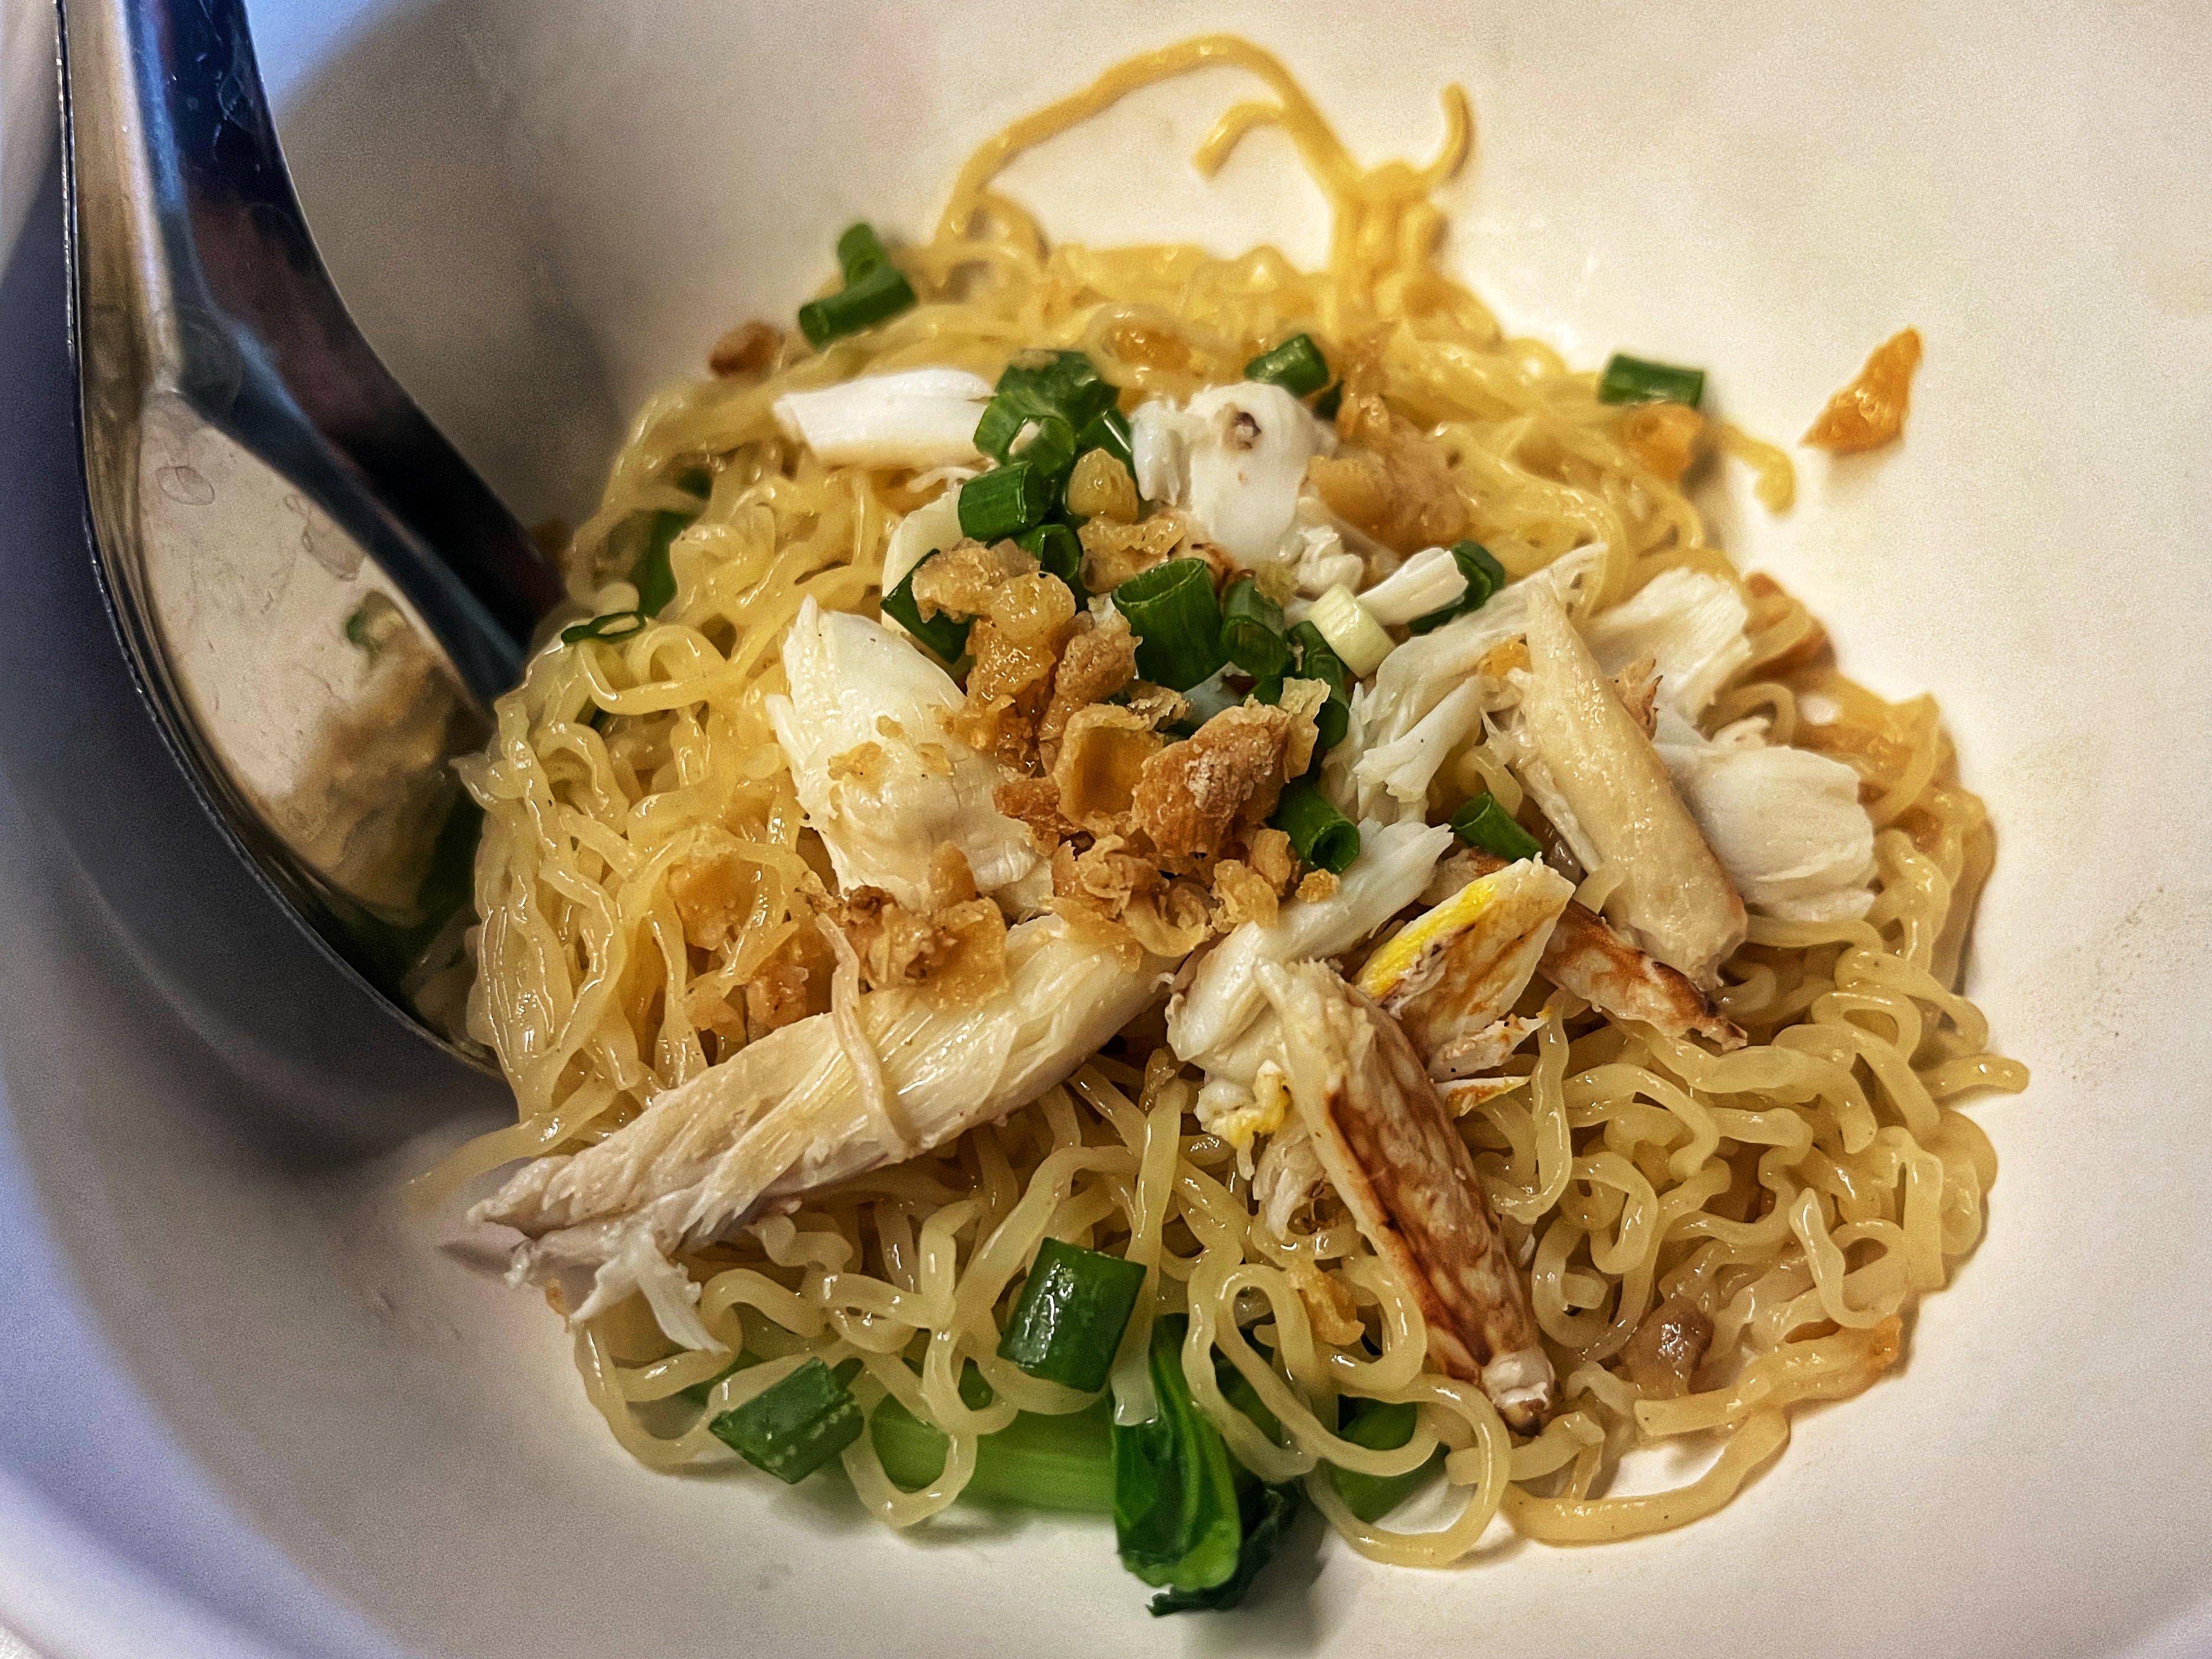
<box><xmin>433</xmin><ymin>35</ymin><xmax>2027</xmax><ymax>1565</ymax></box>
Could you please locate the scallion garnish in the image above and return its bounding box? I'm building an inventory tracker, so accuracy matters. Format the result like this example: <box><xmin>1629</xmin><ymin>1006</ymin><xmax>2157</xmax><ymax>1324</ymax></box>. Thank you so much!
<box><xmin>1078</xmin><ymin>406</ymin><xmax>1135</xmax><ymax>476</ymax></box>
<box><xmin>1271</xmin><ymin>778</ymin><xmax>1360</xmax><ymax>873</ymax></box>
<box><xmin>1327</xmin><ymin>1398</ymin><xmax>1445</xmax><ymax>1523</ymax></box>
<box><xmin>974</xmin><ymin>350</ymin><xmax>1118</xmax><ymax>461</ymax></box>
<box><xmin>1598</xmin><ymin>352</ymin><xmax>1706</xmax><ymax>409</ymax></box>
<box><xmin>1405</xmin><ymin>539</ymin><xmax>1507</xmax><ymax>636</ymax></box>
<box><xmin>1010</xmin><ymin>411</ymin><xmax>1078</xmax><ymax>485</ymax></box>
<box><xmin>1219</xmin><ymin>577</ymin><xmax>1289</xmax><ymax>680</ymax></box>
<box><xmin>1311</xmin><ymin>381</ymin><xmax>1343</xmax><ymax>421</ymax></box>
<box><xmin>996</xmin><ymin>1238</ymin><xmax>1149</xmax><ymax>1393</ymax></box>
<box><xmin>1244</xmin><ymin>333</ymin><xmax>1331</xmax><ymax>398</ymax></box>
<box><xmin>1114</xmin><ymin>559</ymin><xmax>1225</xmax><ymax>691</ymax></box>
<box><xmin>1307</xmin><ymin>584</ymin><xmax>1395</xmax><ymax>679</ymax></box>
<box><xmin>560</xmin><ymin>610</ymin><xmax>649</xmax><ymax>645</ymax></box>
<box><xmin>1286</xmin><ymin>620</ymin><xmax>1351</xmax><ymax>754</ymax></box>
<box><xmin>881</xmin><ymin>546</ymin><xmax>973</xmax><ymax>662</ymax></box>
<box><xmin>707</xmin><ymin>1356</ymin><xmax>865</xmax><ymax>1484</ymax></box>
<box><xmin>958</xmin><ymin>460</ymin><xmax>1054</xmax><ymax>543</ymax></box>
<box><xmin>1450</xmin><ymin>792</ymin><xmax>1543</xmax><ymax>863</ymax></box>
<box><xmin>796</xmin><ymin>224</ymin><xmax>917</xmax><ymax>348</ymax></box>
<box><xmin>1016</xmin><ymin>521</ymin><xmax>1085</xmax><ymax>599</ymax></box>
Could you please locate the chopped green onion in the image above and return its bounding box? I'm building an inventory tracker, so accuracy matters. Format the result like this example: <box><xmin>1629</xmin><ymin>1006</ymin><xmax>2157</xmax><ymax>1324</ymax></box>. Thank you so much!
<box><xmin>975</xmin><ymin>349</ymin><xmax>1117</xmax><ymax>461</ymax></box>
<box><xmin>1016</xmin><ymin>521</ymin><xmax>1085</xmax><ymax>598</ymax></box>
<box><xmin>1219</xmin><ymin>577</ymin><xmax>1289</xmax><ymax>680</ymax></box>
<box><xmin>1114</xmin><ymin>559</ymin><xmax>1225</xmax><ymax>691</ymax></box>
<box><xmin>1307</xmin><ymin>584</ymin><xmax>1395</xmax><ymax>678</ymax></box>
<box><xmin>997</xmin><ymin>1238</ymin><xmax>1148</xmax><ymax>1393</ymax></box>
<box><xmin>805</xmin><ymin>263</ymin><xmax>915</xmax><ymax>343</ymax></box>
<box><xmin>1112</xmin><ymin>1316</ymin><xmax>1246</xmax><ymax>1598</ymax></box>
<box><xmin>881</xmin><ymin>546</ymin><xmax>973</xmax><ymax>662</ymax></box>
<box><xmin>874</xmin><ymin>1385</ymin><xmax>1117</xmax><ymax>1512</ymax></box>
<box><xmin>1271</xmin><ymin>778</ymin><xmax>1360</xmax><ymax>873</ymax></box>
<box><xmin>1078</xmin><ymin>406</ymin><xmax>1135</xmax><ymax>476</ymax></box>
<box><xmin>707</xmin><ymin>1356</ymin><xmax>865</xmax><ymax>1484</ymax></box>
<box><xmin>1598</xmin><ymin>352</ymin><xmax>1706</xmax><ymax>409</ymax></box>
<box><xmin>797</xmin><ymin>224</ymin><xmax>916</xmax><ymax>349</ymax></box>
<box><xmin>1328</xmin><ymin>1398</ymin><xmax>1445</xmax><ymax>1523</ymax></box>
<box><xmin>958</xmin><ymin>460</ymin><xmax>1054</xmax><ymax>543</ymax></box>
<box><xmin>1450</xmin><ymin>793</ymin><xmax>1543</xmax><ymax>863</ymax></box>
<box><xmin>561</xmin><ymin>610</ymin><xmax>648</xmax><ymax>645</ymax></box>
<box><xmin>1244</xmin><ymin>333</ymin><xmax>1331</xmax><ymax>397</ymax></box>
<box><xmin>1009</xmin><ymin>411</ymin><xmax>1078</xmax><ymax>485</ymax></box>
<box><xmin>1286</xmin><ymin>619</ymin><xmax>1351</xmax><ymax>753</ymax></box>
<box><xmin>1311</xmin><ymin>381</ymin><xmax>1343</xmax><ymax>421</ymax></box>
<box><xmin>1406</xmin><ymin>539</ymin><xmax>1508</xmax><ymax>636</ymax></box>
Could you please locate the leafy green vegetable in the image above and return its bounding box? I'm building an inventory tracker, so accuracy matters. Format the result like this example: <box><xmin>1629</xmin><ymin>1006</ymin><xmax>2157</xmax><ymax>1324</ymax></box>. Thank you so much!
<box><xmin>871</xmin><ymin>1381</ymin><xmax>1117</xmax><ymax>1512</ymax></box>
<box><xmin>1328</xmin><ymin>1397</ymin><xmax>1445</xmax><ymax>1523</ymax></box>
<box><xmin>1113</xmin><ymin>1316</ymin><xmax>1248</xmax><ymax>1596</ymax></box>
<box><xmin>1147</xmin><ymin>1481</ymin><xmax>1299</xmax><ymax>1615</ymax></box>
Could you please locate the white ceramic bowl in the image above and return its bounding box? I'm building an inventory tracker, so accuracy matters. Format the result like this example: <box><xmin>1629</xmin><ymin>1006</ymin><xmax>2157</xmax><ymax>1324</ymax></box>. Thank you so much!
<box><xmin>2</xmin><ymin>2</ymin><xmax>2208</xmax><ymax>1655</ymax></box>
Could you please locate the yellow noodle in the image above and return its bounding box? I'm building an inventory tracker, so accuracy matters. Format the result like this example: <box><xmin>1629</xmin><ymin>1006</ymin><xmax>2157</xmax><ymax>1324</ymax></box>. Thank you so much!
<box><xmin>438</xmin><ymin>35</ymin><xmax>2027</xmax><ymax>1575</ymax></box>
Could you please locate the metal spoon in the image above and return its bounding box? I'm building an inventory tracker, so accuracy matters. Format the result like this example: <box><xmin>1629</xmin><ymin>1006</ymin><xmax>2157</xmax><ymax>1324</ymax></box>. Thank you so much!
<box><xmin>55</xmin><ymin>0</ymin><xmax>566</xmax><ymax>1067</ymax></box>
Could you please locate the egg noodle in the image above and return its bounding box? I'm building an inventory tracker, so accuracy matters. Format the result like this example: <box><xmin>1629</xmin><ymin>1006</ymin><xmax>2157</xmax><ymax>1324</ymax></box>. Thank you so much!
<box><xmin>434</xmin><ymin>36</ymin><xmax>2027</xmax><ymax>1568</ymax></box>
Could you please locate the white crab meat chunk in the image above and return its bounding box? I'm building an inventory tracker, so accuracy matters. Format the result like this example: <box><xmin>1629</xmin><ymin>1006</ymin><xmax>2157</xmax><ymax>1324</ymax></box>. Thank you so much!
<box><xmin>474</xmin><ymin>914</ymin><xmax>1179</xmax><ymax>1338</ymax></box>
<box><xmin>1357</xmin><ymin>544</ymin><xmax>1469</xmax><ymax>627</ymax></box>
<box><xmin>1167</xmin><ymin>817</ymin><xmax>1453</xmax><ymax>1079</ymax></box>
<box><xmin>1347</xmin><ymin>545</ymin><xmax>1607</xmax><ymax>819</ymax></box>
<box><xmin>772</xmin><ymin>367</ymin><xmax>993</xmax><ymax>470</ymax></box>
<box><xmin>1353</xmin><ymin>857</ymin><xmax>1574</xmax><ymax>1079</ymax></box>
<box><xmin>879</xmin><ymin>484</ymin><xmax>964</xmax><ymax>599</ymax></box>
<box><xmin>1128</xmin><ymin>382</ymin><xmax>1331</xmax><ymax>566</ymax></box>
<box><xmin>766</xmin><ymin>598</ymin><xmax>1043</xmax><ymax>912</ymax></box>
<box><xmin>1261</xmin><ymin>961</ymin><xmax>1556</xmax><ymax>1431</ymax></box>
<box><xmin>1515</xmin><ymin>583</ymin><xmax>1746</xmax><ymax>988</ymax></box>
<box><xmin>1581</xmin><ymin>566</ymin><xmax>1752</xmax><ymax>723</ymax></box>
<box><xmin>1656</xmin><ymin>715</ymin><xmax>1878</xmax><ymax>921</ymax></box>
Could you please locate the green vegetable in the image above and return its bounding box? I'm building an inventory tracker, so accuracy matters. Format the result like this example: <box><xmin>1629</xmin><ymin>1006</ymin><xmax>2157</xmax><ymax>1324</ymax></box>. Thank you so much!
<box><xmin>1219</xmin><ymin>577</ymin><xmax>1290</xmax><ymax>681</ymax></box>
<box><xmin>1405</xmin><ymin>539</ymin><xmax>1507</xmax><ymax>636</ymax></box>
<box><xmin>997</xmin><ymin>1238</ymin><xmax>1149</xmax><ymax>1392</ymax></box>
<box><xmin>1243</xmin><ymin>333</ymin><xmax>1331</xmax><ymax>398</ymax></box>
<box><xmin>1016</xmin><ymin>521</ymin><xmax>1085</xmax><ymax>597</ymax></box>
<box><xmin>880</xmin><ymin>546</ymin><xmax>973</xmax><ymax>662</ymax></box>
<box><xmin>707</xmin><ymin>1356</ymin><xmax>865</xmax><ymax>1484</ymax></box>
<box><xmin>1311</xmin><ymin>380</ymin><xmax>1343</xmax><ymax>422</ymax></box>
<box><xmin>958</xmin><ymin>459</ymin><xmax>1055</xmax><ymax>542</ymax></box>
<box><xmin>1450</xmin><ymin>792</ymin><xmax>1544</xmax><ymax>863</ymax></box>
<box><xmin>622</xmin><ymin>468</ymin><xmax>708</xmax><ymax>622</ymax></box>
<box><xmin>872</xmin><ymin>1385</ymin><xmax>1117</xmax><ymax>1512</ymax></box>
<box><xmin>974</xmin><ymin>349</ymin><xmax>1118</xmax><ymax>462</ymax></box>
<box><xmin>560</xmin><ymin>610</ymin><xmax>649</xmax><ymax>645</ymax></box>
<box><xmin>1117</xmin><ymin>1321</ymin><xmax>1304</xmax><ymax>1617</ymax></box>
<box><xmin>1112</xmin><ymin>1316</ymin><xmax>1248</xmax><ymax>1598</ymax></box>
<box><xmin>1078</xmin><ymin>406</ymin><xmax>1135</xmax><ymax>476</ymax></box>
<box><xmin>1114</xmin><ymin>559</ymin><xmax>1225</xmax><ymax>691</ymax></box>
<box><xmin>1328</xmin><ymin>1398</ymin><xmax>1445</xmax><ymax>1523</ymax></box>
<box><xmin>1013</xmin><ymin>412</ymin><xmax>1078</xmax><ymax>485</ymax></box>
<box><xmin>1598</xmin><ymin>352</ymin><xmax>1706</xmax><ymax>409</ymax></box>
<box><xmin>1287</xmin><ymin>620</ymin><xmax>1351</xmax><ymax>754</ymax></box>
<box><xmin>1271</xmin><ymin>778</ymin><xmax>1360</xmax><ymax>874</ymax></box>
<box><xmin>797</xmin><ymin>224</ymin><xmax>917</xmax><ymax>347</ymax></box>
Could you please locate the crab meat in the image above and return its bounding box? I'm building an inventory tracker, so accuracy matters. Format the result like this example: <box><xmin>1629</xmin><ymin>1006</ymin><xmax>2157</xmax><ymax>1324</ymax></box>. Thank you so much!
<box><xmin>766</xmin><ymin>599</ymin><xmax>1045</xmax><ymax>912</ymax></box>
<box><xmin>772</xmin><ymin>367</ymin><xmax>993</xmax><ymax>470</ymax></box>
<box><xmin>880</xmin><ymin>484</ymin><xmax>965</xmax><ymax>599</ymax></box>
<box><xmin>1259</xmin><ymin>961</ymin><xmax>1555</xmax><ymax>1431</ymax></box>
<box><xmin>1515</xmin><ymin>583</ymin><xmax>1746</xmax><ymax>988</ymax></box>
<box><xmin>1581</xmin><ymin>567</ymin><xmax>1752</xmax><ymax>724</ymax></box>
<box><xmin>1128</xmin><ymin>382</ymin><xmax>1332</xmax><ymax>566</ymax></box>
<box><xmin>1353</xmin><ymin>858</ymin><xmax>1574</xmax><ymax>1077</ymax></box>
<box><xmin>1656</xmin><ymin>715</ymin><xmax>1877</xmax><ymax>921</ymax></box>
<box><xmin>475</xmin><ymin>914</ymin><xmax>1179</xmax><ymax>1335</ymax></box>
